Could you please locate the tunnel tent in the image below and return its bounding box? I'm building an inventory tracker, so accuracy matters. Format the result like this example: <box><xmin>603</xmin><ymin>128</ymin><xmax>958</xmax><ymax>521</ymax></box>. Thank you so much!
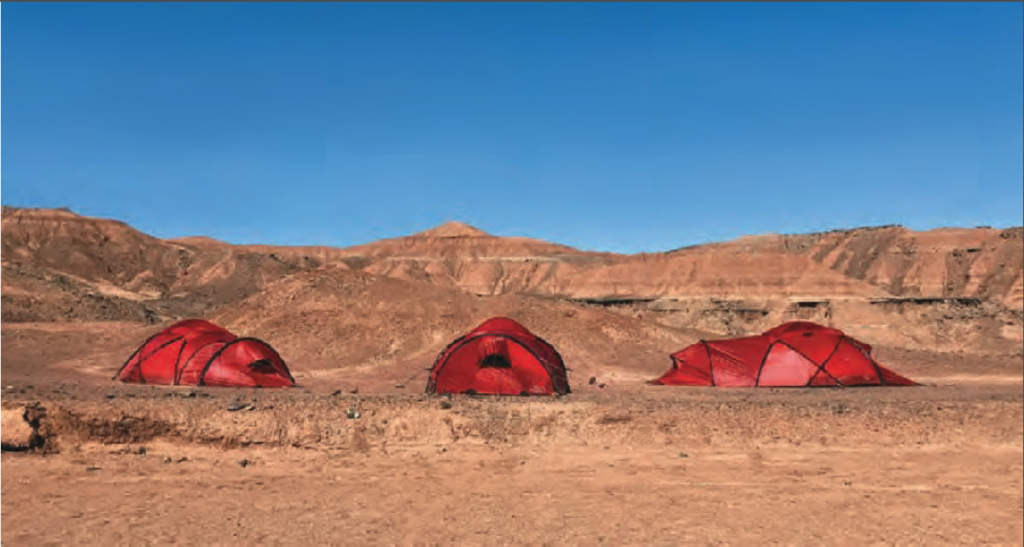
<box><xmin>653</xmin><ymin>321</ymin><xmax>915</xmax><ymax>387</ymax></box>
<box><xmin>115</xmin><ymin>319</ymin><xmax>295</xmax><ymax>388</ymax></box>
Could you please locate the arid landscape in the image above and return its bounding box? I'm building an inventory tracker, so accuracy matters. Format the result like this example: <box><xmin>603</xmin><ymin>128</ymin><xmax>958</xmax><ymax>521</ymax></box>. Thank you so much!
<box><xmin>1</xmin><ymin>206</ymin><xmax>1021</xmax><ymax>546</ymax></box>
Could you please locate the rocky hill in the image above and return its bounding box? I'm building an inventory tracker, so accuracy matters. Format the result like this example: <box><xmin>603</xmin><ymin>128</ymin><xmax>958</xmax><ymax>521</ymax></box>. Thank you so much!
<box><xmin>213</xmin><ymin>265</ymin><xmax>707</xmax><ymax>389</ymax></box>
<box><xmin>2</xmin><ymin>206</ymin><xmax>1020</xmax><ymax>355</ymax></box>
<box><xmin>1</xmin><ymin>207</ymin><xmax>324</xmax><ymax>322</ymax></box>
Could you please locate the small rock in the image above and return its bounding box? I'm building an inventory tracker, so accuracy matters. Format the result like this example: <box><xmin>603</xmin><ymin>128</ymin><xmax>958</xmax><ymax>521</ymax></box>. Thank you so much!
<box><xmin>589</xmin><ymin>377</ymin><xmax>597</xmax><ymax>385</ymax></box>
<box><xmin>177</xmin><ymin>456</ymin><xmax>189</xmax><ymax>463</ymax></box>
<box><xmin>105</xmin><ymin>393</ymin><xmax>117</xmax><ymax>400</ymax></box>
<box><xmin>1</xmin><ymin>407</ymin><xmax>40</xmax><ymax>451</ymax></box>
<box><xmin>394</xmin><ymin>384</ymin><xmax>405</xmax><ymax>389</ymax></box>
<box><xmin>678</xmin><ymin>452</ymin><xmax>689</xmax><ymax>459</ymax></box>
<box><xmin>163</xmin><ymin>456</ymin><xmax>174</xmax><ymax>464</ymax></box>
<box><xmin>136</xmin><ymin>446</ymin><xmax>147</xmax><ymax>456</ymax></box>
<box><xmin>598</xmin><ymin>383</ymin><xmax>606</xmax><ymax>389</ymax></box>
<box><xmin>180</xmin><ymin>391</ymin><xmax>197</xmax><ymax>399</ymax></box>
<box><xmin>86</xmin><ymin>466</ymin><xmax>101</xmax><ymax>472</ymax></box>
<box><xmin>330</xmin><ymin>390</ymin><xmax>343</xmax><ymax>397</ymax></box>
<box><xmin>439</xmin><ymin>400</ymin><xmax>453</xmax><ymax>410</ymax></box>
<box><xmin>346</xmin><ymin>409</ymin><xmax>361</xmax><ymax>420</ymax></box>
<box><xmin>226</xmin><ymin>399</ymin><xmax>247</xmax><ymax>412</ymax></box>
<box><xmin>238</xmin><ymin>458</ymin><xmax>252</xmax><ymax>468</ymax></box>
<box><xmin>349</xmin><ymin>387</ymin><xmax>359</xmax><ymax>394</ymax></box>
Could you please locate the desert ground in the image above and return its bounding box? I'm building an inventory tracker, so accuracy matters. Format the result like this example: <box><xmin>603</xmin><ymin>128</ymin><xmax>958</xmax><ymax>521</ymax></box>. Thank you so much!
<box><xmin>2</xmin><ymin>207</ymin><xmax>1022</xmax><ymax>546</ymax></box>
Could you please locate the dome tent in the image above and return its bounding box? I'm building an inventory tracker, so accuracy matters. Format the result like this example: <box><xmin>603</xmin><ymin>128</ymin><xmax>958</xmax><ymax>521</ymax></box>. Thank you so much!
<box><xmin>115</xmin><ymin>319</ymin><xmax>294</xmax><ymax>388</ymax></box>
<box><xmin>653</xmin><ymin>321</ymin><xmax>915</xmax><ymax>387</ymax></box>
<box><xmin>427</xmin><ymin>317</ymin><xmax>570</xmax><ymax>396</ymax></box>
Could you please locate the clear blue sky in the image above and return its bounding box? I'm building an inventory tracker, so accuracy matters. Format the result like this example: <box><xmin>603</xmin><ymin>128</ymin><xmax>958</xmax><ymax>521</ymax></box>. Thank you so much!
<box><xmin>3</xmin><ymin>2</ymin><xmax>1022</xmax><ymax>253</ymax></box>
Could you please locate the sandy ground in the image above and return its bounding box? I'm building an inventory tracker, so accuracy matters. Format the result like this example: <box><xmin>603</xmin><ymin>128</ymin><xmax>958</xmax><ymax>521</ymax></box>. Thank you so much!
<box><xmin>2</xmin><ymin>320</ymin><xmax>1022</xmax><ymax>546</ymax></box>
<box><xmin>3</xmin><ymin>438</ymin><xmax>1022</xmax><ymax>547</ymax></box>
<box><xmin>2</xmin><ymin>382</ymin><xmax>1022</xmax><ymax>547</ymax></box>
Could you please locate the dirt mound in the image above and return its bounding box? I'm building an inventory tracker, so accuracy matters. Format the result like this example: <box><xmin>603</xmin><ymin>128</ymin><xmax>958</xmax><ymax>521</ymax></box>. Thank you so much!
<box><xmin>212</xmin><ymin>265</ymin><xmax>707</xmax><ymax>391</ymax></box>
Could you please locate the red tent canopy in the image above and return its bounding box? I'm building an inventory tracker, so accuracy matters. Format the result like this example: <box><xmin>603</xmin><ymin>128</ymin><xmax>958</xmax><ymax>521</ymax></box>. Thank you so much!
<box><xmin>653</xmin><ymin>321</ymin><xmax>915</xmax><ymax>387</ymax></box>
<box><xmin>427</xmin><ymin>317</ymin><xmax>570</xmax><ymax>396</ymax></box>
<box><xmin>115</xmin><ymin>319</ymin><xmax>295</xmax><ymax>388</ymax></box>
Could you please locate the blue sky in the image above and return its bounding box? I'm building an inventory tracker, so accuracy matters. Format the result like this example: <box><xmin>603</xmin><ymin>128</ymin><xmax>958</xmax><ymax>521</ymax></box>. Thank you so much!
<box><xmin>3</xmin><ymin>2</ymin><xmax>1022</xmax><ymax>253</ymax></box>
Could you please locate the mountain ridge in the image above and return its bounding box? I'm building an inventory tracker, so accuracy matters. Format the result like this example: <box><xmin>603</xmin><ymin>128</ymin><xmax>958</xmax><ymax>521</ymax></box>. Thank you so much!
<box><xmin>3</xmin><ymin>206</ymin><xmax>1021</xmax><ymax>348</ymax></box>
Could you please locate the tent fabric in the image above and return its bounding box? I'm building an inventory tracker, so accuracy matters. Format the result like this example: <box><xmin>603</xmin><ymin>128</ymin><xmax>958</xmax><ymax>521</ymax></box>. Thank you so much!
<box><xmin>427</xmin><ymin>317</ymin><xmax>570</xmax><ymax>396</ymax></box>
<box><xmin>115</xmin><ymin>319</ymin><xmax>295</xmax><ymax>388</ymax></box>
<box><xmin>653</xmin><ymin>321</ymin><xmax>915</xmax><ymax>387</ymax></box>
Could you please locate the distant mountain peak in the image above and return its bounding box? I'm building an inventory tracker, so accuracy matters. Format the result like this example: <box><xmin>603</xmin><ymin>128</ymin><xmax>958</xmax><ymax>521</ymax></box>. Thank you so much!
<box><xmin>413</xmin><ymin>221</ymin><xmax>490</xmax><ymax>238</ymax></box>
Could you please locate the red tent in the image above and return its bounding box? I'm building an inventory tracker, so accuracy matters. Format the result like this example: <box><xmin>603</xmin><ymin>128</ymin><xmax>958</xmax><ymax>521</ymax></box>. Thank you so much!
<box><xmin>653</xmin><ymin>321</ymin><xmax>915</xmax><ymax>387</ymax></box>
<box><xmin>427</xmin><ymin>317</ymin><xmax>570</xmax><ymax>395</ymax></box>
<box><xmin>115</xmin><ymin>319</ymin><xmax>295</xmax><ymax>388</ymax></box>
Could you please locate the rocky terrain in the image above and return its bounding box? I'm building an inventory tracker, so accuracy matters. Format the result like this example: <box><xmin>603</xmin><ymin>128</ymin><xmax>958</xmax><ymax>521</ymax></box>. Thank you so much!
<box><xmin>3</xmin><ymin>206</ymin><xmax>1020</xmax><ymax>355</ymax></box>
<box><xmin>3</xmin><ymin>206</ymin><xmax>1021</xmax><ymax>547</ymax></box>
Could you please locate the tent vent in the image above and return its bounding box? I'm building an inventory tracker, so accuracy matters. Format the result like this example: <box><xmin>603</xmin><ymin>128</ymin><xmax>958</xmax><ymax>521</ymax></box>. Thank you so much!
<box><xmin>480</xmin><ymin>354</ymin><xmax>512</xmax><ymax>368</ymax></box>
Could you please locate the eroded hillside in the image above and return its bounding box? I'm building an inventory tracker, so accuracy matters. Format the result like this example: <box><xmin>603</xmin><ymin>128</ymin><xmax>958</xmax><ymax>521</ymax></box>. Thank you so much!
<box><xmin>2</xmin><ymin>207</ymin><xmax>1020</xmax><ymax>355</ymax></box>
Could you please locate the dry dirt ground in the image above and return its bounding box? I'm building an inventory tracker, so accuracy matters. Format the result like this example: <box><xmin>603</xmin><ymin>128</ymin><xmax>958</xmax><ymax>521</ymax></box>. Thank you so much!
<box><xmin>2</xmin><ymin>323</ymin><xmax>1022</xmax><ymax>547</ymax></box>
